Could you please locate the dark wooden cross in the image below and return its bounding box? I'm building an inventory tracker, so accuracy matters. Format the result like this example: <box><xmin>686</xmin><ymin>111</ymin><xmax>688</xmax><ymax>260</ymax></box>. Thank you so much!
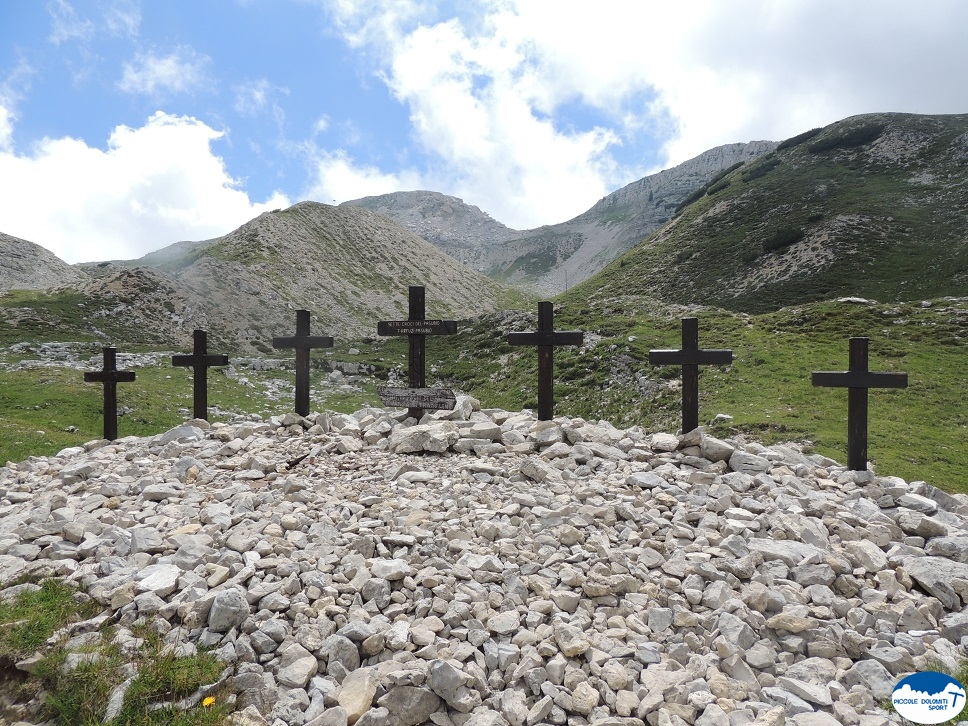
<box><xmin>649</xmin><ymin>317</ymin><xmax>733</xmax><ymax>434</ymax></box>
<box><xmin>507</xmin><ymin>301</ymin><xmax>583</xmax><ymax>421</ymax></box>
<box><xmin>812</xmin><ymin>337</ymin><xmax>908</xmax><ymax>471</ymax></box>
<box><xmin>171</xmin><ymin>329</ymin><xmax>230</xmax><ymax>421</ymax></box>
<box><xmin>84</xmin><ymin>346</ymin><xmax>136</xmax><ymax>441</ymax></box>
<box><xmin>377</xmin><ymin>286</ymin><xmax>457</xmax><ymax>419</ymax></box>
<box><xmin>272</xmin><ymin>309</ymin><xmax>334</xmax><ymax>417</ymax></box>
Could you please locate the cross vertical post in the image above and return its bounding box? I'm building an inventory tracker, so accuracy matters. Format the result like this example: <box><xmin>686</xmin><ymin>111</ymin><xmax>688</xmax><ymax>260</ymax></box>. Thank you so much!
<box><xmin>649</xmin><ymin>317</ymin><xmax>733</xmax><ymax>434</ymax></box>
<box><xmin>377</xmin><ymin>286</ymin><xmax>458</xmax><ymax>418</ymax></box>
<box><xmin>272</xmin><ymin>309</ymin><xmax>334</xmax><ymax>416</ymax></box>
<box><xmin>84</xmin><ymin>346</ymin><xmax>135</xmax><ymax>441</ymax></box>
<box><xmin>848</xmin><ymin>337</ymin><xmax>869</xmax><ymax>472</ymax></box>
<box><xmin>507</xmin><ymin>301</ymin><xmax>584</xmax><ymax>421</ymax></box>
<box><xmin>408</xmin><ymin>285</ymin><xmax>426</xmax><ymax>420</ymax></box>
<box><xmin>171</xmin><ymin>329</ymin><xmax>230</xmax><ymax>421</ymax></box>
<box><xmin>812</xmin><ymin>337</ymin><xmax>908</xmax><ymax>471</ymax></box>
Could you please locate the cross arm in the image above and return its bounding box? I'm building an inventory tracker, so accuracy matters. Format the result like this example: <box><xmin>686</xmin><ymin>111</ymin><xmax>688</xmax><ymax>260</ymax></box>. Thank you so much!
<box><xmin>172</xmin><ymin>354</ymin><xmax>230</xmax><ymax>367</ymax></box>
<box><xmin>812</xmin><ymin>371</ymin><xmax>909</xmax><ymax>389</ymax></box>
<box><xmin>84</xmin><ymin>371</ymin><xmax>136</xmax><ymax>383</ymax></box>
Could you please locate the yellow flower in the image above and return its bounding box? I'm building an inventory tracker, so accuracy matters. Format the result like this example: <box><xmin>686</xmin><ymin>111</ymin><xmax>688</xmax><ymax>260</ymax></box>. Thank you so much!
<box><xmin>202</xmin><ymin>696</ymin><xmax>216</xmax><ymax>708</ymax></box>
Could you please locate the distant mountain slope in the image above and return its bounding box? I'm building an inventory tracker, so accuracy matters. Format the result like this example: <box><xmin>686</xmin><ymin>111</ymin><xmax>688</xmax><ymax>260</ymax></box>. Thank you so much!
<box><xmin>4</xmin><ymin>202</ymin><xmax>522</xmax><ymax>352</ymax></box>
<box><xmin>0</xmin><ymin>232</ymin><xmax>88</xmax><ymax>290</ymax></box>
<box><xmin>574</xmin><ymin>113</ymin><xmax>968</xmax><ymax>312</ymax></box>
<box><xmin>163</xmin><ymin>201</ymin><xmax>522</xmax><ymax>348</ymax></box>
<box><xmin>344</xmin><ymin>141</ymin><xmax>777</xmax><ymax>294</ymax></box>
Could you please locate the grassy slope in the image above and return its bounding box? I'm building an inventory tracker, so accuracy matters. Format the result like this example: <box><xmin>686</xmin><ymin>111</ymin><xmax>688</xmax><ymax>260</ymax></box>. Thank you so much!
<box><xmin>429</xmin><ymin>296</ymin><xmax>968</xmax><ymax>492</ymax></box>
<box><xmin>0</xmin><ymin>350</ymin><xmax>384</xmax><ymax>464</ymax></box>
<box><xmin>1</xmin><ymin>296</ymin><xmax>966</xmax><ymax>491</ymax></box>
<box><xmin>578</xmin><ymin>113</ymin><xmax>968</xmax><ymax>313</ymax></box>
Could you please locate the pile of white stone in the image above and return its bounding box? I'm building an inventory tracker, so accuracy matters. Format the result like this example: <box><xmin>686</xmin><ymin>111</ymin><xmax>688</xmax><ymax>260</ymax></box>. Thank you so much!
<box><xmin>2</xmin><ymin>396</ymin><xmax>968</xmax><ymax>726</ymax></box>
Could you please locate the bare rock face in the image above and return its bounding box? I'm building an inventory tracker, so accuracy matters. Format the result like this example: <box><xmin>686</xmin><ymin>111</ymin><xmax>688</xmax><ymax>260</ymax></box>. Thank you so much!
<box><xmin>0</xmin><ymin>232</ymin><xmax>87</xmax><ymax>290</ymax></box>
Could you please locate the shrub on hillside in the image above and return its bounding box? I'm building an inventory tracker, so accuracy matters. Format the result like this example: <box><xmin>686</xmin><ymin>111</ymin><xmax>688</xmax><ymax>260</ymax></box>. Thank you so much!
<box><xmin>742</xmin><ymin>156</ymin><xmax>781</xmax><ymax>183</ymax></box>
<box><xmin>808</xmin><ymin>123</ymin><xmax>886</xmax><ymax>153</ymax></box>
<box><xmin>706</xmin><ymin>178</ymin><xmax>731</xmax><ymax>196</ymax></box>
<box><xmin>777</xmin><ymin>127</ymin><xmax>822</xmax><ymax>151</ymax></box>
<box><xmin>675</xmin><ymin>187</ymin><xmax>708</xmax><ymax>215</ymax></box>
<box><xmin>708</xmin><ymin>161</ymin><xmax>745</xmax><ymax>186</ymax></box>
<box><xmin>761</xmin><ymin>226</ymin><xmax>805</xmax><ymax>253</ymax></box>
<box><xmin>675</xmin><ymin>161</ymin><xmax>745</xmax><ymax>212</ymax></box>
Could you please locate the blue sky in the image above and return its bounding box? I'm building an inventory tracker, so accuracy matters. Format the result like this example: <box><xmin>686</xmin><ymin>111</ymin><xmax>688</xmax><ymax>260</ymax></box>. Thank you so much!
<box><xmin>2</xmin><ymin>0</ymin><xmax>967</xmax><ymax>263</ymax></box>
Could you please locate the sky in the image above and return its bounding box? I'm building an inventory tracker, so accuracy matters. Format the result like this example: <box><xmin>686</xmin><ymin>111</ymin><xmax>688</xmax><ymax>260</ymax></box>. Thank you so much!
<box><xmin>1</xmin><ymin>1</ymin><xmax>967</xmax><ymax>264</ymax></box>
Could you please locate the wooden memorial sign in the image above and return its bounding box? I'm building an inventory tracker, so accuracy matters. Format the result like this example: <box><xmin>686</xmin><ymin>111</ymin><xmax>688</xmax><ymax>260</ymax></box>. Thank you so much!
<box><xmin>507</xmin><ymin>301</ymin><xmax>583</xmax><ymax>421</ymax></box>
<box><xmin>377</xmin><ymin>286</ymin><xmax>458</xmax><ymax>417</ymax></box>
<box><xmin>272</xmin><ymin>309</ymin><xmax>334</xmax><ymax>417</ymax></box>
<box><xmin>84</xmin><ymin>346</ymin><xmax>135</xmax><ymax>441</ymax></box>
<box><xmin>649</xmin><ymin>317</ymin><xmax>733</xmax><ymax>434</ymax></box>
<box><xmin>376</xmin><ymin>386</ymin><xmax>457</xmax><ymax>410</ymax></box>
<box><xmin>171</xmin><ymin>329</ymin><xmax>230</xmax><ymax>421</ymax></box>
<box><xmin>812</xmin><ymin>337</ymin><xmax>908</xmax><ymax>471</ymax></box>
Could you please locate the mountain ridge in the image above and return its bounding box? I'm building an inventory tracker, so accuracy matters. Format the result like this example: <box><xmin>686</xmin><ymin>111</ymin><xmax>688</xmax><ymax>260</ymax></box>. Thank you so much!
<box><xmin>344</xmin><ymin>140</ymin><xmax>778</xmax><ymax>293</ymax></box>
<box><xmin>574</xmin><ymin>112</ymin><xmax>968</xmax><ymax>312</ymax></box>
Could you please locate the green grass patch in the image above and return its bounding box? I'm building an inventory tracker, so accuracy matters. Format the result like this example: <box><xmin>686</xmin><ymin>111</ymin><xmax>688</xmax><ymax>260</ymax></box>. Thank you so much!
<box><xmin>0</xmin><ymin>579</ymin><xmax>99</xmax><ymax>659</ymax></box>
<box><xmin>0</xmin><ymin>579</ymin><xmax>230</xmax><ymax>725</ymax></box>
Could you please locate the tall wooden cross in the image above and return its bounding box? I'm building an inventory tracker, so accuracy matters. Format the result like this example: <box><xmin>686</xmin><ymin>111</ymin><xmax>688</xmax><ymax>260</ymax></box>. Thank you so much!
<box><xmin>812</xmin><ymin>337</ymin><xmax>908</xmax><ymax>471</ymax></box>
<box><xmin>649</xmin><ymin>317</ymin><xmax>733</xmax><ymax>434</ymax></box>
<box><xmin>171</xmin><ymin>329</ymin><xmax>230</xmax><ymax>421</ymax></box>
<box><xmin>83</xmin><ymin>346</ymin><xmax>135</xmax><ymax>441</ymax></box>
<box><xmin>272</xmin><ymin>310</ymin><xmax>334</xmax><ymax>416</ymax></box>
<box><xmin>507</xmin><ymin>301</ymin><xmax>583</xmax><ymax>421</ymax></box>
<box><xmin>377</xmin><ymin>286</ymin><xmax>457</xmax><ymax>419</ymax></box>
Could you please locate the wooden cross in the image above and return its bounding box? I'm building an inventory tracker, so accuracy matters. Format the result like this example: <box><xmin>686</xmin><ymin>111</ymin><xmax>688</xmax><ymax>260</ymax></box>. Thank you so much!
<box><xmin>377</xmin><ymin>286</ymin><xmax>457</xmax><ymax>419</ymax></box>
<box><xmin>171</xmin><ymin>329</ymin><xmax>229</xmax><ymax>421</ymax></box>
<box><xmin>812</xmin><ymin>337</ymin><xmax>908</xmax><ymax>471</ymax></box>
<box><xmin>507</xmin><ymin>301</ymin><xmax>583</xmax><ymax>421</ymax></box>
<box><xmin>83</xmin><ymin>346</ymin><xmax>135</xmax><ymax>441</ymax></box>
<box><xmin>272</xmin><ymin>309</ymin><xmax>334</xmax><ymax>417</ymax></box>
<box><xmin>649</xmin><ymin>317</ymin><xmax>733</xmax><ymax>434</ymax></box>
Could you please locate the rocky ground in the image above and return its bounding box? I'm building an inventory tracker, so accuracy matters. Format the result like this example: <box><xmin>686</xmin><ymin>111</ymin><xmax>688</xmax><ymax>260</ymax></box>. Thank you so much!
<box><xmin>2</xmin><ymin>399</ymin><xmax>967</xmax><ymax>725</ymax></box>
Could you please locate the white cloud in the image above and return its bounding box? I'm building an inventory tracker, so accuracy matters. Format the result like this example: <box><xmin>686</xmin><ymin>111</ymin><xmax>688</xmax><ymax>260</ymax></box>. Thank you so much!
<box><xmin>0</xmin><ymin>60</ymin><xmax>34</xmax><ymax>153</ymax></box>
<box><xmin>103</xmin><ymin>0</ymin><xmax>141</xmax><ymax>38</ymax></box>
<box><xmin>0</xmin><ymin>105</ymin><xmax>13</xmax><ymax>152</ymax></box>
<box><xmin>47</xmin><ymin>0</ymin><xmax>94</xmax><ymax>45</ymax></box>
<box><xmin>327</xmin><ymin>1</ymin><xmax>627</xmax><ymax>228</ymax></box>
<box><xmin>118</xmin><ymin>46</ymin><xmax>212</xmax><ymax>97</ymax></box>
<box><xmin>304</xmin><ymin>148</ymin><xmax>421</xmax><ymax>204</ymax></box>
<box><xmin>234</xmin><ymin>79</ymin><xmax>290</xmax><ymax>117</ymax></box>
<box><xmin>325</xmin><ymin>0</ymin><xmax>968</xmax><ymax>226</ymax></box>
<box><xmin>0</xmin><ymin>112</ymin><xmax>289</xmax><ymax>263</ymax></box>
